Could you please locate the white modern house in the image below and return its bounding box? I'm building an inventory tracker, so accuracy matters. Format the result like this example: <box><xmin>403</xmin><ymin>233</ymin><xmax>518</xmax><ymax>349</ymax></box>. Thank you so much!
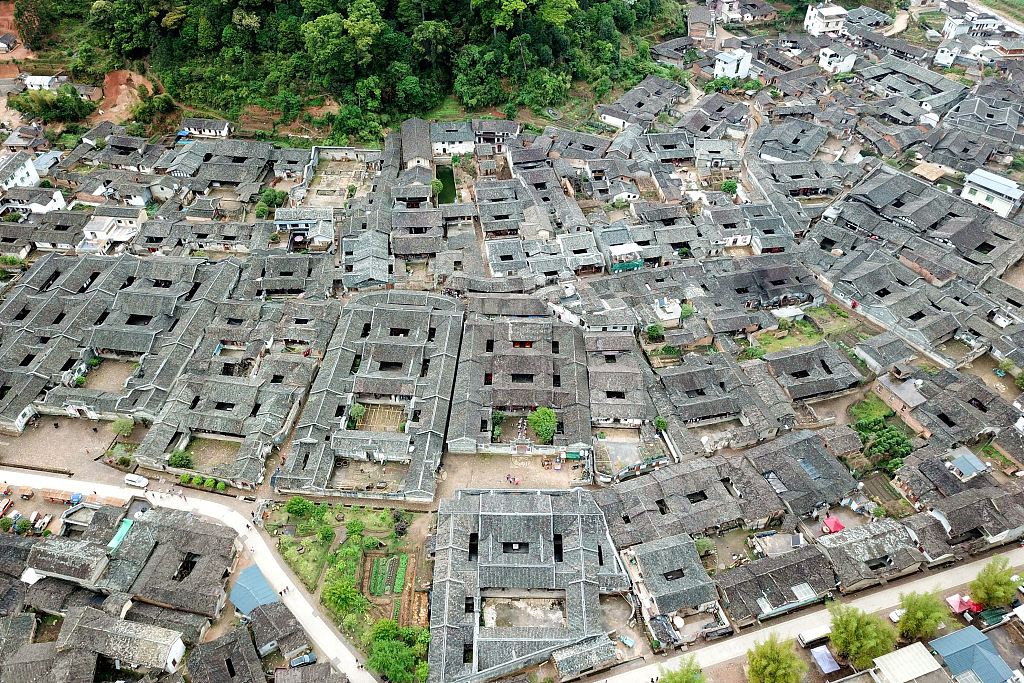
<box><xmin>942</xmin><ymin>11</ymin><xmax>1000</xmax><ymax>40</ymax></box>
<box><xmin>804</xmin><ymin>3</ymin><xmax>848</xmax><ymax>37</ymax></box>
<box><xmin>960</xmin><ymin>168</ymin><xmax>1023</xmax><ymax>218</ymax></box>
<box><xmin>714</xmin><ymin>49</ymin><xmax>753</xmax><ymax>79</ymax></box>
<box><xmin>0</xmin><ymin>153</ymin><xmax>40</xmax><ymax>190</ymax></box>
<box><xmin>819</xmin><ymin>45</ymin><xmax>857</xmax><ymax>74</ymax></box>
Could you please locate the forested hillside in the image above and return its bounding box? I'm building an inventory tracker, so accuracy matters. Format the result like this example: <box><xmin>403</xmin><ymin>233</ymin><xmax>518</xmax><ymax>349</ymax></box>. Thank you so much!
<box><xmin>14</xmin><ymin>0</ymin><xmax>683</xmax><ymax>140</ymax></box>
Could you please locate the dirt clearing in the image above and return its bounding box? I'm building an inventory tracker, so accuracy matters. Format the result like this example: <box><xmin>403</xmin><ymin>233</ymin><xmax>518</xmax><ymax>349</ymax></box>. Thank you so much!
<box><xmin>90</xmin><ymin>70</ymin><xmax>153</xmax><ymax>124</ymax></box>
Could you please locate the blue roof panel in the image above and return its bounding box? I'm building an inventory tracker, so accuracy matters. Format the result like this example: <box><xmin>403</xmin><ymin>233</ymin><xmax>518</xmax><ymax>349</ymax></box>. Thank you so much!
<box><xmin>229</xmin><ymin>565</ymin><xmax>279</xmax><ymax>615</ymax></box>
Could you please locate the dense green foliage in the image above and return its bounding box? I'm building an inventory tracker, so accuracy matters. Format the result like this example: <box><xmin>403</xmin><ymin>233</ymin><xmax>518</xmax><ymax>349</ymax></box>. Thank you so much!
<box><xmin>364</xmin><ymin>620</ymin><xmax>429</xmax><ymax>683</ymax></box>
<box><xmin>897</xmin><ymin>592</ymin><xmax>946</xmax><ymax>640</ymax></box>
<box><xmin>746</xmin><ymin>635</ymin><xmax>807</xmax><ymax>683</ymax></box>
<box><xmin>970</xmin><ymin>557</ymin><xmax>1019</xmax><ymax>608</ymax></box>
<box><xmin>9</xmin><ymin>84</ymin><xmax>97</xmax><ymax>123</ymax></box>
<box><xmin>661</xmin><ymin>656</ymin><xmax>704</xmax><ymax>683</ymax></box>
<box><xmin>853</xmin><ymin>416</ymin><xmax>913</xmax><ymax>473</ymax></box>
<box><xmin>527</xmin><ymin>406</ymin><xmax>557</xmax><ymax>444</ymax></box>
<box><xmin>16</xmin><ymin>0</ymin><xmax>684</xmax><ymax>141</ymax></box>
<box><xmin>829</xmin><ymin>604</ymin><xmax>896</xmax><ymax>669</ymax></box>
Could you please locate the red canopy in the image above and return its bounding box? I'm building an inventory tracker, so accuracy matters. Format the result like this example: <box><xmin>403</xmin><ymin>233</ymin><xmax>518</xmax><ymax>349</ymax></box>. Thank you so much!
<box><xmin>822</xmin><ymin>516</ymin><xmax>845</xmax><ymax>533</ymax></box>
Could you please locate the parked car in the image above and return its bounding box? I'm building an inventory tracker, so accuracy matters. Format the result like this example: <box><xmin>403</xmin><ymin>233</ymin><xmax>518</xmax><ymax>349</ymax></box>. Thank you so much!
<box><xmin>289</xmin><ymin>652</ymin><xmax>317</xmax><ymax>668</ymax></box>
<box><xmin>889</xmin><ymin>609</ymin><xmax>905</xmax><ymax>623</ymax></box>
<box><xmin>124</xmin><ymin>474</ymin><xmax>149</xmax><ymax>488</ymax></box>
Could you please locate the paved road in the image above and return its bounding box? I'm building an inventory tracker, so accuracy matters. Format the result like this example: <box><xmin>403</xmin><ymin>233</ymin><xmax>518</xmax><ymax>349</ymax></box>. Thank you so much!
<box><xmin>603</xmin><ymin>545</ymin><xmax>1024</xmax><ymax>682</ymax></box>
<box><xmin>0</xmin><ymin>468</ymin><xmax>375</xmax><ymax>683</ymax></box>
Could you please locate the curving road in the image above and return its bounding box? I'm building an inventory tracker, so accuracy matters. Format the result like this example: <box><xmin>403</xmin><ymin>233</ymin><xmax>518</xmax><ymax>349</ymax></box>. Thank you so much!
<box><xmin>0</xmin><ymin>468</ymin><xmax>375</xmax><ymax>682</ymax></box>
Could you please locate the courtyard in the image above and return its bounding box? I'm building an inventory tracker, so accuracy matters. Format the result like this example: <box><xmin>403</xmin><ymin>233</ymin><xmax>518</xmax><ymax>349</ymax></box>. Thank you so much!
<box><xmin>435</xmin><ymin>453</ymin><xmax>585</xmax><ymax>498</ymax></box>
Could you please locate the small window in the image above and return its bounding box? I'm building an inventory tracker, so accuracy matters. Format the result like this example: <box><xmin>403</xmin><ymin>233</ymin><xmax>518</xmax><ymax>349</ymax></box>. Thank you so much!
<box><xmin>553</xmin><ymin>374</ymin><xmax>561</xmax><ymax>388</ymax></box>
<box><xmin>214</xmin><ymin>401</ymin><xmax>235</xmax><ymax>411</ymax></box>
<box><xmin>485</xmin><ymin>339</ymin><xmax>494</xmax><ymax>352</ymax></box>
<box><xmin>271</xmin><ymin>374</ymin><xmax>284</xmax><ymax>384</ymax></box>
<box><xmin>551</xmin><ymin>340</ymin><xmax>560</xmax><ymax>354</ymax></box>
<box><xmin>511</xmin><ymin>373</ymin><xmax>533</xmax><ymax>384</ymax></box>
<box><xmin>606</xmin><ymin>390</ymin><xmax>625</xmax><ymax>399</ymax></box>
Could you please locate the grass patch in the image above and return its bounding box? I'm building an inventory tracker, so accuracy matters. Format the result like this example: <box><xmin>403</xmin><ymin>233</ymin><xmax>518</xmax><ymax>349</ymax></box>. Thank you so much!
<box><xmin>279</xmin><ymin>534</ymin><xmax>332</xmax><ymax>589</ymax></box>
<box><xmin>425</xmin><ymin>95</ymin><xmax>468</xmax><ymax>120</ymax></box>
<box><xmin>976</xmin><ymin>441</ymin><xmax>1017</xmax><ymax>469</ymax></box>
<box><xmin>755</xmin><ymin>319</ymin><xmax>823</xmax><ymax>353</ymax></box>
<box><xmin>849</xmin><ymin>394</ymin><xmax>893</xmax><ymax>423</ymax></box>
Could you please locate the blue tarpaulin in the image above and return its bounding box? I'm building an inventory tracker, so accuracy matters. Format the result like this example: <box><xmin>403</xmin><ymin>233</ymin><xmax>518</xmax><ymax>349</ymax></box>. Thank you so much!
<box><xmin>230</xmin><ymin>565</ymin><xmax>279</xmax><ymax>615</ymax></box>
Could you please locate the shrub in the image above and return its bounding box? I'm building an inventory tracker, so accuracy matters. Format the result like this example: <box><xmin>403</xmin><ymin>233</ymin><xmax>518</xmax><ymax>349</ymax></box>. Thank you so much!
<box><xmin>0</xmin><ymin>518</ymin><xmax>12</xmax><ymax>532</ymax></box>
<box><xmin>116</xmin><ymin>455</ymin><xmax>131</xmax><ymax>467</ymax></box>
<box><xmin>191</xmin><ymin>475</ymin><xmax>205</xmax><ymax>486</ymax></box>
<box><xmin>646</xmin><ymin>324</ymin><xmax>665</xmax><ymax>342</ymax></box>
<box><xmin>286</xmin><ymin>496</ymin><xmax>316</xmax><ymax>517</ymax></box>
<box><xmin>739</xmin><ymin>347</ymin><xmax>766</xmax><ymax>360</ymax></box>
<box><xmin>180</xmin><ymin>473</ymin><xmax>190</xmax><ymax>484</ymax></box>
<box><xmin>679</xmin><ymin>303</ymin><xmax>695</xmax><ymax>319</ymax></box>
<box><xmin>216</xmin><ymin>481</ymin><xmax>226</xmax><ymax>491</ymax></box>
<box><xmin>111</xmin><ymin>417</ymin><xmax>135</xmax><ymax>437</ymax></box>
<box><xmin>168</xmin><ymin>450</ymin><xmax>193</xmax><ymax>468</ymax></box>
<box><xmin>14</xmin><ymin>518</ymin><xmax>31</xmax><ymax>535</ymax></box>
<box><xmin>74</xmin><ymin>377</ymin><xmax>86</xmax><ymax>387</ymax></box>
<box><xmin>654</xmin><ymin>416</ymin><xmax>668</xmax><ymax>431</ymax></box>
<box><xmin>721</xmin><ymin>179</ymin><xmax>738</xmax><ymax>194</ymax></box>
<box><xmin>203</xmin><ymin>478</ymin><xmax>215</xmax><ymax>488</ymax></box>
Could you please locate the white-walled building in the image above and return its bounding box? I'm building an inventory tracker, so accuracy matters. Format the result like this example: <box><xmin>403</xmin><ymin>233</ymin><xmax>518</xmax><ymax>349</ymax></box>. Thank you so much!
<box><xmin>804</xmin><ymin>3</ymin><xmax>848</xmax><ymax>37</ymax></box>
<box><xmin>0</xmin><ymin>153</ymin><xmax>40</xmax><ymax>190</ymax></box>
<box><xmin>960</xmin><ymin>168</ymin><xmax>1023</xmax><ymax>218</ymax></box>
<box><xmin>942</xmin><ymin>11</ymin><xmax>1001</xmax><ymax>39</ymax></box>
<box><xmin>23</xmin><ymin>74</ymin><xmax>59</xmax><ymax>91</ymax></box>
<box><xmin>714</xmin><ymin>49</ymin><xmax>753</xmax><ymax>79</ymax></box>
<box><xmin>819</xmin><ymin>45</ymin><xmax>857</xmax><ymax>73</ymax></box>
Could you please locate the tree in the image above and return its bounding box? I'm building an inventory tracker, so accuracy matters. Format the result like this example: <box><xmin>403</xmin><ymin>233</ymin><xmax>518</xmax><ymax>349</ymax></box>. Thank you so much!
<box><xmin>646</xmin><ymin>324</ymin><xmax>665</xmax><ymax>342</ymax></box>
<box><xmin>285</xmin><ymin>496</ymin><xmax>316</xmax><ymax>517</ymax></box>
<box><xmin>680</xmin><ymin>303</ymin><xmax>695</xmax><ymax>320</ymax></box>
<box><xmin>322</xmin><ymin>578</ymin><xmax>370</xmax><ymax>614</ymax></box>
<box><xmin>9</xmin><ymin>85</ymin><xmax>97</xmax><ymax>123</ymax></box>
<box><xmin>111</xmin><ymin>417</ymin><xmax>135</xmax><ymax>437</ymax></box>
<box><xmin>897</xmin><ymin>592</ymin><xmax>947</xmax><ymax>640</ymax></box>
<box><xmin>654</xmin><ymin>416</ymin><xmax>668</xmax><ymax>431</ymax></box>
<box><xmin>721</xmin><ymin>179</ymin><xmax>738</xmax><ymax>194</ymax></box>
<box><xmin>0</xmin><ymin>517</ymin><xmax>12</xmax><ymax>532</ymax></box>
<box><xmin>527</xmin><ymin>406</ymin><xmax>557</xmax><ymax>444</ymax></box>
<box><xmin>14</xmin><ymin>0</ymin><xmax>52</xmax><ymax>48</ymax></box>
<box><xmin>168</xmin><ymin>450</ymin><xmax>193</xmax><ymax>468</ymax></box>
<box><xmin>367</xmin><ymin>637</ymin><xmax>417</xmax><ymax>683</ymax></box>
<box><xmin>349</xmin><ymin>402</ymin><xmax>367</xmax><ymax>429</ymax></box>
<box><xmin>431</xmin><ymin>179</ymin><xmax>444</xmax><ymax>196</ymax></box>
<box><xmin>829</xmin><ymin>604</ymin><xmax>896</xmax><ymax>669</ymax></box>
<box><xmin>660</xmin><ymin>656</ymin><xmax>704</xmax><ymax>683</ymax></box>
<box><xmin>14</xmin><ymin>518</ymin><xmax>31</xmax><ymax>535</ymax></box>
<box><xmin>747</xmin><ymin>634</ymin><xmax>807</xmax><ymax>683</ymax></box>
<box><xmin>970</xmin><ymin>556</ymin><xmax>1018</xmax><ymax>608</ymax></box>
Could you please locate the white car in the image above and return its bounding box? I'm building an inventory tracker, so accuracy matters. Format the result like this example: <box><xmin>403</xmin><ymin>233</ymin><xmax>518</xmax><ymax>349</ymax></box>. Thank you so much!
<box><xmin>124</xmin><ymin>474</ymin><xmax>149</xmax><ymax>489</ymax></box>
<box><xmin>889</xmin><ymin>609</ymin><xmax>905</xmax><ymax>623</ymax></box>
